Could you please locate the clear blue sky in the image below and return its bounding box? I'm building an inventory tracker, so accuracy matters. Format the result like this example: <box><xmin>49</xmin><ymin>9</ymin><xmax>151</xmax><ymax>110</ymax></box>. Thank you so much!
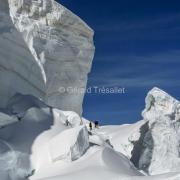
<box><xmin>58</xmin><ymin>0</ymin><xmax>180</xmax><ymax>125</ymax></box>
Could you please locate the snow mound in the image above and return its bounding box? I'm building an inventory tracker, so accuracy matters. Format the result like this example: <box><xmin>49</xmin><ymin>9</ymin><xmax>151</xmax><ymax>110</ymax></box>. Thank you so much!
<box><xmin>89</xmin><ymin>130</ymin><xmax>112</xmax><ymax>147</ymax></box>
<box><xmin>102</xmin><ymin>147</ymin><xmax>142</xmax><ymax>176</ymax></box>
<box><xmin>49</xmin><ymin>126</ymin><xmax>89</xmax><ymax>162</ymax></box>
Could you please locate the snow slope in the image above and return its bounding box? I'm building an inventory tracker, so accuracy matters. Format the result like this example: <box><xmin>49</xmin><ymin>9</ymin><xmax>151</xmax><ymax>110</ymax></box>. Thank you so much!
<box><xmin>97</xmin><ymin>121</ymin><xmax>145</xmax><ymax>158</ymax></box>
<box><xmin>0</xmin><ymin>0</ymin><xmax>95</xmax><ymax>114</ymax></box>
<box><xmin>31</xmin><ymin>146</ymin><xmax>142</xmax><ymax>180</ymax></box>
<box><xmin>49</xmin><ymin>125</ymin><xmax>89</xmax><ymax>162</ymax></box>
<box><xmin>0</xmin><ymin>90</ymin><xmax>180</xmax><ymax>180</ymax></box>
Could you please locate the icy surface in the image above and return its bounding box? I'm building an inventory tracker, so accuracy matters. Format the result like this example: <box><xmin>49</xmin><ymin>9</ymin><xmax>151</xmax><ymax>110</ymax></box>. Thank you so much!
<box><xmin>0</xmin><ymin>0</ymin><xmax>95</xmax><ymax>114</ymax></box>
<box><xmin>0</xmin><ymin>112</ymin><xmax>18</xmax><ymax>127</ymax></box>
<box><xmin>137</xmin><ymin>87</ymin><xmax>180</xmax><ymax>175</ymax></box>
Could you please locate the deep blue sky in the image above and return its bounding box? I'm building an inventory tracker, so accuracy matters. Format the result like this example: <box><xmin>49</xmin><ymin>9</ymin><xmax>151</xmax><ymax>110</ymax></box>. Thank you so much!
<box><xmin>58</xmin><ymin>0</ymin><xmax>180</xmax><ymax>125</ymax></box>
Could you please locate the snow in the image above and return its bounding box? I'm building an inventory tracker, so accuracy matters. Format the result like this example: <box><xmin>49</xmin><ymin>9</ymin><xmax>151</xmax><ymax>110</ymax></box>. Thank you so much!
<box><xmin>54</xmin><ymin>109</ymin><xmax>83</xmax><ymax>127</ymax></box>
<box><xmin>97</xmin><ymin>121</ymin><xmax>145</xmax><ymax>158</ymax></box>
<box><xmin>100</xmin><ymin>87</ymin><xmax>180</xmax><ymax>176</ymax></box>
<box><xmin>30</xmin><ymin>146</ymin><xmax>142</xmax><ymax>180</ymax></box>
<box><xmin>30</xmin><ymin>146</ymin><xmax>180</xmax><ymax>180</ymax></box>
<box><xmin>0</xmin><ymin>90</ymin><xmax>180</xmax><ymax>180</ymax></box>
<box><xmin>0</xmin><ymin>1</ymin><xmax>180</xmax><ymax>180</ymax></box>
<box><xmin>0</xmin><ymin>0</ymin><xmax>95</xmax><ymax>114</ymax></box>
<box><xmin>49</xmin><ymin>126</ymin><xmax>89</xmax><ymax>162</ymax></box>
<box><xmin>0</xmin><ymin>93</ymin><xmax>90</xmax><ymax>179</ymax></box>
<box><xmin>0</xmin><ymin>112</ymin><xmax>18</xmax><ymax>127</ymax></box>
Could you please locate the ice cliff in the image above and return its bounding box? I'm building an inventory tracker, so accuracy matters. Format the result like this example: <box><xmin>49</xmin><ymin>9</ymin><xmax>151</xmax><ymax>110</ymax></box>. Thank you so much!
<box><xmin>128</xmin><ymin>87</ymin><xmax>180</xmax><ymax>175</ymax></box>
<box><xmin>0</xmin><ymin>0</ymin><xmax>95</xmax><ymax>114</ymax></box>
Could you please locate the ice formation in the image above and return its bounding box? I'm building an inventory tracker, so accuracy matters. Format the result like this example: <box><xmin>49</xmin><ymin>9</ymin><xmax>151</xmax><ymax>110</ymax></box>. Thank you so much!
<box><xmin>0</xmin><ymin>93</ymin><xmax>90</xmax><ymax>179</ymax></box>
<box><xmin>103</xmin><ymin>87</ymin><xmax>180</xmax><ymax>176</ymax></box>
<box><xmin>0</xmin><ymin>91</ymin><xmax>180</xmax><ymax>180</ymax></box>
<box><xmin>49</xmin><ymin>126</ymin><xmax>89</xmax><ymax>162</ymax></box>
<box><xmin>0</xmin><ymin>0</ymin><xmax>180</xmax><ymax>180</ymax></box>
<box><xmin>132</xmin><ymin>87</ymin><xmax>180</xmax><ymax>175</ymax></box>
<box><xmin>0</xmin><ymin>0</ymin><xmax>95</xmax><ymax>114</ymax></box>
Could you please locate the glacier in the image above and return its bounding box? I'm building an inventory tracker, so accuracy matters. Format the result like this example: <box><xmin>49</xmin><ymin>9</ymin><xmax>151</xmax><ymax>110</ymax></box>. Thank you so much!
<box><xmin>0</xmin><ymin>0</ymin><xmax>95</xmax><ymax>114</ymax></box>
<box><xmin>0</xmin><ymin>92</ymin><xmax>180</xmax><ymax>180</ymax></box>
<box><xmin>132</xmin><ymin>87</ymin><xmax>180</xmax><ymax>175</ymax></box>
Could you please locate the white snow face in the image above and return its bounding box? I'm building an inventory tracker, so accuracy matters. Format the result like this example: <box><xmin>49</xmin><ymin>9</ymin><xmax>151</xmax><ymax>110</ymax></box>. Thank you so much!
<box><xmin>130</xmin><ymin>87</ymin><xmax>180</xmax><ymax>175</ymax></box>
<box><xmin>0</xmin><ymin>0</ymin><xmax>95</xmax><ymax>114</ymax></box>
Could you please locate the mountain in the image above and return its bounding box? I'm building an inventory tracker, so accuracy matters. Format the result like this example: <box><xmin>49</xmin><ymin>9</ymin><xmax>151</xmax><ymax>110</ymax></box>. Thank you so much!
<box><xmin>0</xmin><ymin>0</ymin><xmax>95</xmax><ymax>114</ymax></box>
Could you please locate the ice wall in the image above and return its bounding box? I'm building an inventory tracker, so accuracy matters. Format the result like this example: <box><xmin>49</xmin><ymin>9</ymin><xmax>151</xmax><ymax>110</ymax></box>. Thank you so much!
<box><xmin>0</xmin><ymin>0</ymin><xmax>95</xmax><ymax>114</ymax></box>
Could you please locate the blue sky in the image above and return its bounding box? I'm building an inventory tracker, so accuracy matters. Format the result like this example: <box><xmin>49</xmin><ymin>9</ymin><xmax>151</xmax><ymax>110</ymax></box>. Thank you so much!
<box><xmin>58</xmin><ymin>0</ymin><xmax>180</xmax><ymax>125</ymax></box>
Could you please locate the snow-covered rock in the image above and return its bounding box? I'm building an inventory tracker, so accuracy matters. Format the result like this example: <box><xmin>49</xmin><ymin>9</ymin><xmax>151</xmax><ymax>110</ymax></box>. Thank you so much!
<box><xmin>129</xmin><ymin>87</ymin><xmax>180</xmax><ymax>175</ymax></box>
<box><xmin>0</xmin><ymin>0</ymin><xmax>95</xmax><ymax>114</ymax></box>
